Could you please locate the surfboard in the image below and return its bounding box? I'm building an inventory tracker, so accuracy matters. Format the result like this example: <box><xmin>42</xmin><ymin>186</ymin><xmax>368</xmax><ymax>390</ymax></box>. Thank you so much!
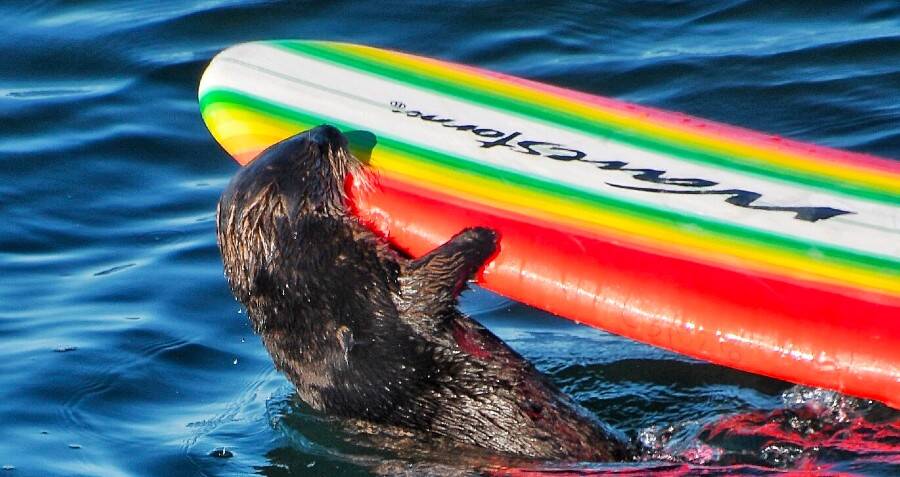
<box><xmin>199</xmin><ymin>40</ymin><xmax>900</xmax><ymax>408</ymax></box>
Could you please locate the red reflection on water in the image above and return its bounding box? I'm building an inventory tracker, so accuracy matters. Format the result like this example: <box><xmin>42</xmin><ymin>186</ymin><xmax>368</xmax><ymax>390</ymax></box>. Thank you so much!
<box><xmin>486</xmin><ymin>405</ymin><xmax>898</xmax><ymax>476</ymax></box>
<box><xmin>703</xmin><ymin>407</ymin><xmax>900</xmax><ymax>458</ymax></box>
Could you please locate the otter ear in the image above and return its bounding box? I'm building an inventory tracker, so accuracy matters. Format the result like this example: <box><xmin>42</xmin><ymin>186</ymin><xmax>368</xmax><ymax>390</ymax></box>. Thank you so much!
<box><xmin>402</xmin><ymin>227</ymin><xmax>498</xmax><ymax>310</ymax></box>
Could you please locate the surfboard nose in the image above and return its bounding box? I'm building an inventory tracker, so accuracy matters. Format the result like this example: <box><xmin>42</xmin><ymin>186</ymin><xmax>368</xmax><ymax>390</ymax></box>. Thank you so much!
<box><xmin>306</xmin><ymin>124</ymin><xmax>347</xmax><ymax>150</ymax></box>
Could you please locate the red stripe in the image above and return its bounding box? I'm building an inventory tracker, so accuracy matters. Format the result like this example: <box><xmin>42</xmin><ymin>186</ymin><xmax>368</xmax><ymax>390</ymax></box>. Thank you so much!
<box><xmin>349</xmin><ymin>174</ymin><xmax>900</xmax><ymax>408</ymax></box>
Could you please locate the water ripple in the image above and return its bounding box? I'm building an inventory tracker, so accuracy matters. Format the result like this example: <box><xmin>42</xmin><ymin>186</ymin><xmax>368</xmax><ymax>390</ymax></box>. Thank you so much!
<box><xmin>1</xmin><ymin>1</ymin><xmax>898</xmax><ymax>475</ymax></box>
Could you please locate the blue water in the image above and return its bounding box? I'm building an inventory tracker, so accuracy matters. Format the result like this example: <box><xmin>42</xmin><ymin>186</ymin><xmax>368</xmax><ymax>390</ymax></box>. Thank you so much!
<box><xmin>2</xmin><ymin>1</ymin><xmax>898</xmax><ymax>475</ymax></box>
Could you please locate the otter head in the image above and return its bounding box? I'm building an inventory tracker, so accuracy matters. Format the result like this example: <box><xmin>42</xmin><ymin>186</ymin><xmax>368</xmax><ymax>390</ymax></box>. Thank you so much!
<box><xmin>216</xmin><ymin>125</ymin><xmax>362</xmax><ymax>309</ymax></box>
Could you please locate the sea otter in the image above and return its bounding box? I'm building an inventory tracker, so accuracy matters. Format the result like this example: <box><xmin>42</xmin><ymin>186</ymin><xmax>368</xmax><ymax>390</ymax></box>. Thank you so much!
<box><xmin>216</xmin><ymin>125</ymin><xmax>630</xmax><ymax>462</ymax></box>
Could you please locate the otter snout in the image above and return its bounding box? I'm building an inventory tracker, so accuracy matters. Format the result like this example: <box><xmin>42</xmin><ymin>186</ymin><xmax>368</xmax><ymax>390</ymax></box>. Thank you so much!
<box><xmin>306</xmin><ymin>124</ymin><xmax>348</xmax><ymax>151</ymax></box>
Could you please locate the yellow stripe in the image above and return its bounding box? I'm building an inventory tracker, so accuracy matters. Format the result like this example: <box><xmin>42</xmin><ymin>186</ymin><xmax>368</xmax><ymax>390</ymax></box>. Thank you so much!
<box><xmin>203</xmin><ymin>101</ymin><xmax>899</xmax><ymax>296</ymax></box>
<box><xmin>372</xmin><ymin>149</ymin><xmax>900</xmax><ymax>297</ymax></box>
<box><xmin>204</xmin><ymin>105</ymin><xmax>300</xmax><ymax>145</ymax></box>
<box><xmin>335</xmin><ymin>43</ymin><xmax>900</xmax><ymax>195</ymax></box>
<box><xmin>203</xmin><ymin>105</ymin><xmax>307</xmax><ymax>158</ymax></box>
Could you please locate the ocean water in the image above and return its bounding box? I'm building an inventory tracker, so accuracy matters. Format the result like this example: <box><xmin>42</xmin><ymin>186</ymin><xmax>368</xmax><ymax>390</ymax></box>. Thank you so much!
<box><xmin>1</xmin><ymin>1</ymin><xmax>898</xmax><ymax>475</ymax></box>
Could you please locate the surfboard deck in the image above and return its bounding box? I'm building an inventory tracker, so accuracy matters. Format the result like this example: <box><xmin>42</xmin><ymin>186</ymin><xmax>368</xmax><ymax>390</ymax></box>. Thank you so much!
<box><xmin>199</xmin><ymin>40</ymin><xmax>900</xmax><ymax>408</ymax></box>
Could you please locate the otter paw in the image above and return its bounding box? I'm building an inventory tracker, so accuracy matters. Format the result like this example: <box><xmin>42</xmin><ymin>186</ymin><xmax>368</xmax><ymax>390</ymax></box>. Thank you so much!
<box><xmin>454</xmin><ymin>227</ymin><xmax>500</xmax><ymax>265</ymax></box>
<box><xmin>457</xmin><ymin>226</ymin><xmax>499</xmax><ymax>249</ymax></box>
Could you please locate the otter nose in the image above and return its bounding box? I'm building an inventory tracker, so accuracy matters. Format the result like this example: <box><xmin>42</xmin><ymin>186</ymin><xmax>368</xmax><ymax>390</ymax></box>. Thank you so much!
<box><xmin>306</xmin><ymin>124</ymin><xmax>347</xmax><ymax>149</ymax></box>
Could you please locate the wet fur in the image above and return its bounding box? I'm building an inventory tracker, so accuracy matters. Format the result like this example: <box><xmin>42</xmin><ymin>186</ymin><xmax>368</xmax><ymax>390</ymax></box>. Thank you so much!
<box><xmin>216</xmin><ymin>126</ymin><xmax>629</xmax><ymax>462</ymax></box>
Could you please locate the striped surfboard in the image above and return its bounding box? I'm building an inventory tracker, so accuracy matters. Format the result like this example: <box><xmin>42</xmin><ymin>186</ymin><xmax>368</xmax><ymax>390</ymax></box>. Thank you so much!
<box><xmin>199</xmin><ymin>40</ymin><xmax>900</xmax><ymax>408</ymax></box>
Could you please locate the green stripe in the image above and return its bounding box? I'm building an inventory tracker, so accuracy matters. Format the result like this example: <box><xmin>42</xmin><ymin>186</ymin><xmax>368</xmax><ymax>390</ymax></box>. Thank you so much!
<box><xmin>273</xmin><ymin>40</ymin><xmax>899</xmax><ymax>206</ymax></box>
<box><xmin>200</xmin><ymin>88</ymin><xmax>900</xmax><ymax>279</ymax></box>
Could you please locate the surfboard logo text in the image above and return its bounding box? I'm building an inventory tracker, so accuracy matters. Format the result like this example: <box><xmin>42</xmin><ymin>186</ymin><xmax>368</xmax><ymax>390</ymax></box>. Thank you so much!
<box><xmin>389</xmin><ymin>101</ymin><xmax>852</xmax><ymax>222</ymax></box>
